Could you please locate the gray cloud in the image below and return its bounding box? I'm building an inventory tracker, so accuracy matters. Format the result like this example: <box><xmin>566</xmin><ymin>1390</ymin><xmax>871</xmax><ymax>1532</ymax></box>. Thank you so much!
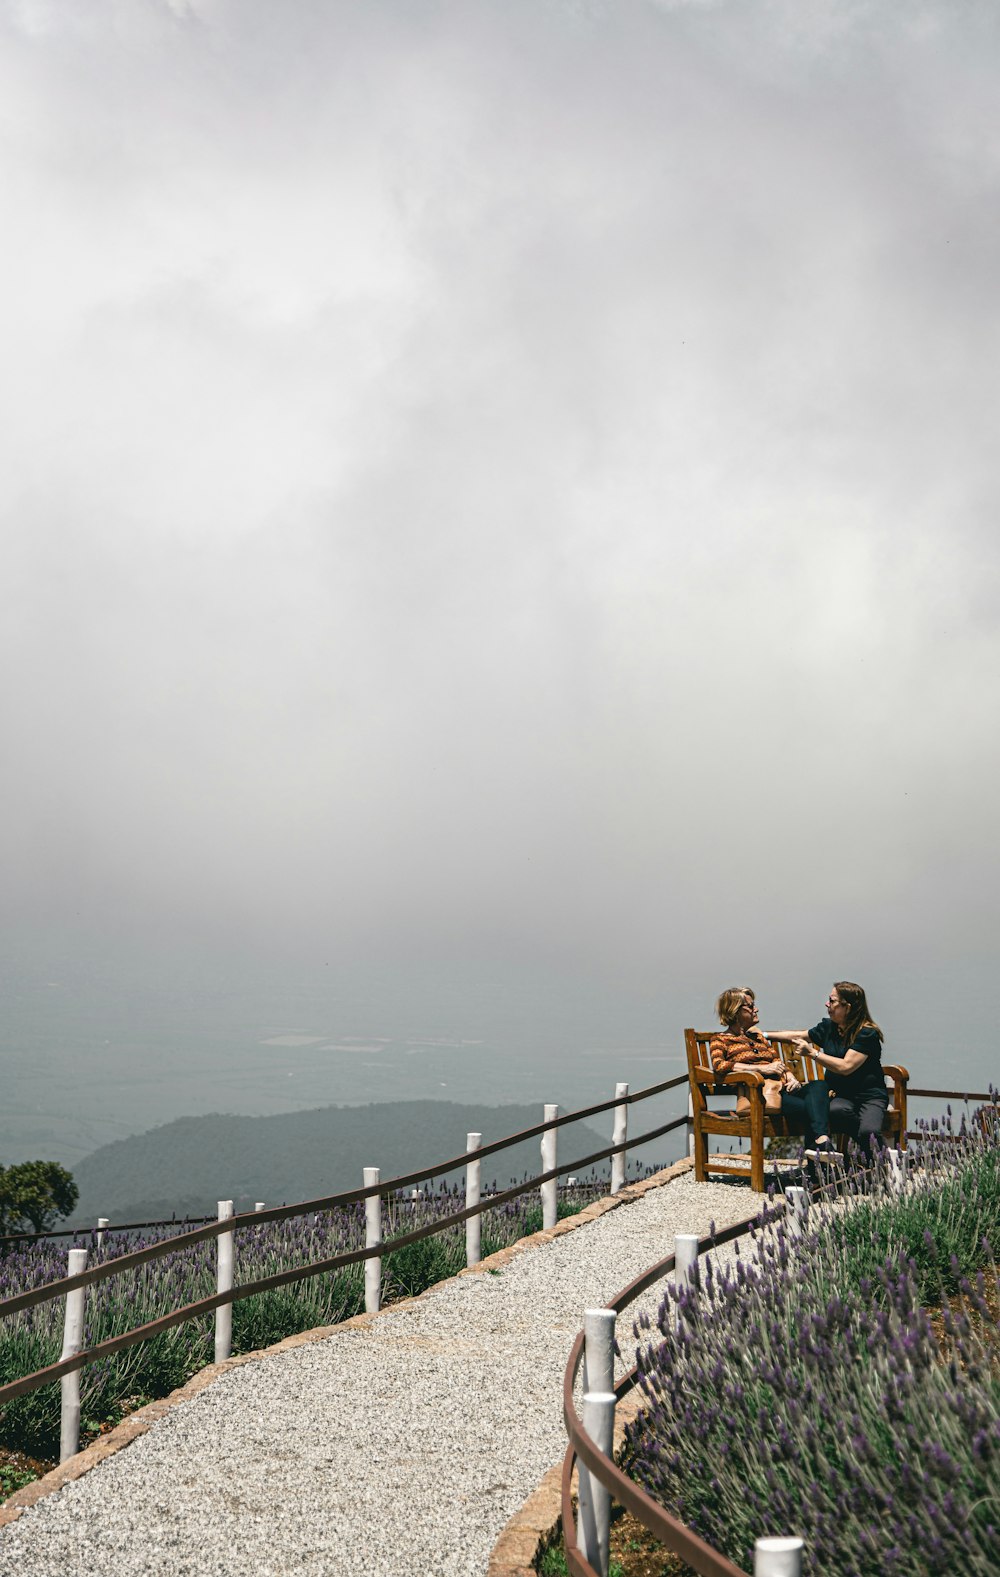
<box><xmin>2</xmin><ymin>0</ymin><xmax>998</xmax><ymax>1025</ymax></box>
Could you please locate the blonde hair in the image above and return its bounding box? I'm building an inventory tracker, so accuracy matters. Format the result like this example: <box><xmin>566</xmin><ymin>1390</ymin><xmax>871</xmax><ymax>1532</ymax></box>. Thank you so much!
<box><xmin>716</xmin><ymin>987</ymin><xmax>753</xmax><ymax>1029</ymax></box>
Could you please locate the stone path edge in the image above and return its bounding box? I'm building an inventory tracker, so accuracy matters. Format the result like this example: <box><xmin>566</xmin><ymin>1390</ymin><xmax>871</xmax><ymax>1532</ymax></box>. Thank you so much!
<box><xmin>485</xmin><ymin>1392</ymin><xmax>646</xmax><ymax>1577</ymax></box>
<box><xmin>0</xmin><ymin>1156</ymin><xmax>697</xmax><ymax>1532</ymax></box>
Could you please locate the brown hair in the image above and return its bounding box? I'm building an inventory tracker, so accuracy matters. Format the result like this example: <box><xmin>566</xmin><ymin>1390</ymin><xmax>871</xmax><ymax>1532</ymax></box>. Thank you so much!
<box><xmin>716</xmin><ymin>987</ymin><xmax>753</xmax><ymax>1029</ymax></box>
<box><xmin>833</xmin><ymin>980</ymin><xmax>883</xmax><ymax>1047</ymax></box>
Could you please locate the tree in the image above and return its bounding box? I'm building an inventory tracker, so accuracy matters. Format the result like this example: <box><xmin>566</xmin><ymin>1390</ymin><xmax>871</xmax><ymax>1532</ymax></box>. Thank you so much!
<box><xmin>0</xmin><ymin>1161</ymin><xmax>79</xmax><ymax>1235</ymax></box>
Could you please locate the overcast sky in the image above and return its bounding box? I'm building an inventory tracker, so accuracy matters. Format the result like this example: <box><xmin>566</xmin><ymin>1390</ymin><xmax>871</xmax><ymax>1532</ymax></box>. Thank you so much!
<box><xmin>2</xmin><ymin>0</ymin><xmax>998</xmax><ymax>1062</ymax></box>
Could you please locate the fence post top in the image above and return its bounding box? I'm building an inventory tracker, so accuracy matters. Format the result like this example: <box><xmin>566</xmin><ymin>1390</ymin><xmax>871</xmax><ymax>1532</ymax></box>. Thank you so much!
<box><xmin>67</xmin><ymin>1247</ymin><xmax>87</xmax><ymax>1272</ymax></box>
<box><xmin>753</xmin><ymin>1534</ymin><xmax>803</xmax><ymax>1575</ymax></box>
<box><xmin>217</xmin><ymin>1201</ymin><xmax>234</xmax><ymax>1219</ymax></box>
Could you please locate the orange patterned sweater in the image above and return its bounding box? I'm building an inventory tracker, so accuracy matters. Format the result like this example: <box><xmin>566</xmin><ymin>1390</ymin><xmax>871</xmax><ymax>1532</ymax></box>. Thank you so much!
<box><xmin>709</xmin><ymin>1031</ymin><xmax>778</xmax><ymax>1079</ymax></box>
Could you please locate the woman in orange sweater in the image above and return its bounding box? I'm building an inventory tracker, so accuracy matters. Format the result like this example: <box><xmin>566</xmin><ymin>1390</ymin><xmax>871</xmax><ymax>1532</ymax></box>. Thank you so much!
<box><xmin>709</xmin><ymin>988</ymin><xmax>797</xmax><ymax>1111</ymax></box>
<box><xmin>710</xmin><ymin>988</ymin><xmax>830</xmax><ymax>1147</ymax></box>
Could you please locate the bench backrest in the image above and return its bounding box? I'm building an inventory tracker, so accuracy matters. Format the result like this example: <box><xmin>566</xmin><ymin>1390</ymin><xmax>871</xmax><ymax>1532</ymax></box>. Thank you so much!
<box><xmin>686</xmin><ymin>1029</ymin><xmax>905</xmax><ymax>1099</ymax></box>
<box><xmin>685</xmin><ymin>1028</ymin><xmax>821</xmax><ymax>1096</ymax></box>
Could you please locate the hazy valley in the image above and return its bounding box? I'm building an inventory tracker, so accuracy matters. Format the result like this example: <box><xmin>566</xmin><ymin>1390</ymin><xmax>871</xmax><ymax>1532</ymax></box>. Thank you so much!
<box><xmin>66</xmin><ymin>1099</ymin><xmax>627</xmax><ymax>1225</ymax></box>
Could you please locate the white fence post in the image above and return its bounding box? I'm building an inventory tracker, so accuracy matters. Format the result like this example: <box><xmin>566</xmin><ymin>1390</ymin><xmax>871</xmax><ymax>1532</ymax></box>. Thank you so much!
<box><xmin>583</xmin><ymin>1308</ymin><xmax>616</xmax><ymax>1395</ymax></box>
<box><xmin>59</xmin><ymin>1247</ymin><xmax>88</xmax><ymax>1464</ymax></box>
<box><xmin>754</xmin><ymin>1536</ymin><xmax>803</xmax><ymax>1575</ymax></box>
<box><xmin>675</xmin><ymin>1233</ymin><xmax>699</xmax><ymax>1296</ymax></box>
<box><xmin>214</xmin><ymin>1200</ymin><xmax>235</xmax><ymax>1365</ymax></box>
<box><xmin>364</xmin><ymin>1167</ymin><xmax>381</xmax><ymax>1314</ymax></box>
<box><xmin>610</xmin><ymin>1083</ymin><xmax>628</xmax><ymax>1195</ymax></box>
<box><xmin>95</xmin><ymin>1218</ymin><xmax>108</xmax><ymax>1249</ymax></box>
<box><xmin>887</xmin><ymin>1149</ymin><xmax>909</xmax><ymax>1195</ymax></box>
<box><xmin>254</xmin><ymin>1202</ymin><xmax>266</xmax><ymax>1213</ymax></box>
<box><xmin>785</xmin><ymin>1186</ymin><xmax>809</xmax><ymax>1239</ymax></box>
<box><xmin>466</xmin><ymin>1132</ymin><xmax>482</xmax><ymax>1267</ymax></box>
<box><xmin>541</xmin><ymin>1105</ymin><xmax>558</xmax><ymax>1231</ymax></box>
<box><xmin>577</xmin><ymin>1390</ymin><xmax>616</xmax><ymax>1577</ymax></box>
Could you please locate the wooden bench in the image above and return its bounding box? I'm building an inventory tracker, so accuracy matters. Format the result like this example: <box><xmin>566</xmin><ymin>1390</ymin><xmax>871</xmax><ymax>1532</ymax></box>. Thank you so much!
<box><xmin>684</xmin><ymin>1028</ymin><xmax>909</xmax><ymax>1192</ymax></box>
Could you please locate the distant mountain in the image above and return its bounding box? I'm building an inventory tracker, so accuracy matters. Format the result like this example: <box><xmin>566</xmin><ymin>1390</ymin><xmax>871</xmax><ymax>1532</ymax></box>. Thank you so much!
<box><xmin>66</xmin><ymin>1100</ymin><xmax>617</xmax><ymax>1225</ymax></box>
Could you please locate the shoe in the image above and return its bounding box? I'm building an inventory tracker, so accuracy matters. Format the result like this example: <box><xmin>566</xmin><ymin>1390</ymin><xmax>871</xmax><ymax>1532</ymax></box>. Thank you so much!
<box><xmin>805</xmin><ymin>1139</ymin><xmax>843</xmax><ymax>1164</ymax></box>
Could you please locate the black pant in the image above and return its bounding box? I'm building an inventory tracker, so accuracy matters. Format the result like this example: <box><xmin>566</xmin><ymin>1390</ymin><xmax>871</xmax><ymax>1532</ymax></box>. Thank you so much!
<box><xmin>828</xmin><ymin>1090</ymin><xmax>889</xmax><ymax>1158</ymax></box>
<box><xmin>779</xmin><ymin>1079</ymin><xmax>832</xmax><ymax>1147</ymax></box>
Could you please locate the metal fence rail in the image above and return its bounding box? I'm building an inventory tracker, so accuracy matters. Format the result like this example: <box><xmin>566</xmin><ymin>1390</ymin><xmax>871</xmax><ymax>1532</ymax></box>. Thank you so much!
<box><xmin>0</xmin><ymin>1074</ymin><xmax>691</xmax><ymax>1415</ymax></box>
<box><xmin>0</xmin><ymin>1074</ymin><xmax>689</xmax><ymax>1248</ymax></box>
<box><xmin>906</xmin><ymin>1087</ymin><xmax>993</xmax><ymax>1099</ymax></box>
<box><xmin>0</xmin><ymin>1214</ymin><xmax>217</xmax><ymax>1246</ymax></box>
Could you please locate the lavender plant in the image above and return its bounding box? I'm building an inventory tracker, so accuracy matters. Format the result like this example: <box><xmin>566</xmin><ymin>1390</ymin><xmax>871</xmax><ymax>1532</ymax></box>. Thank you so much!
<box><xmin>627</xmin><ymin>1123</ymin><xmax>1000</xmax><ymax>1575</ymax></box>
<box><xmin>0</xmin><ymin>1181</ymin><xmax>588</xmax><ymax>1458</ymax></box>
<box><xmin>830</xmin><ymin>1132</ymin><xmax>1000</xmax><ymax>1302</ymax></box>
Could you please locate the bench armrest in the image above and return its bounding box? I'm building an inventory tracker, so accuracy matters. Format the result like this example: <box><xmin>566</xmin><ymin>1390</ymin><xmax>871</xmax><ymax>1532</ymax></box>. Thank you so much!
<box><xmin>883</xmin><ymin>1064</ymin><xmax>909</xmax><ymax>1115</ymax></box>
<box><xmin>690</xmin><ymin>1063</ymin><xmax>718</xmax><ymax>1087</ymax></box>
<box><xmin>721</xmin><ymin>1068</ymin><xmax>764</xmax><ymax>1087</ymax></box>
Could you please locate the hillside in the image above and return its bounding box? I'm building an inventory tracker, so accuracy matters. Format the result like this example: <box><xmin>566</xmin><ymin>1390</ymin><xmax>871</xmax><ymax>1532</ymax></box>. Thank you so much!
<box><xmin>66</xmin><ymin>1100</ymin><xmax>617</xmax><ymax>1224</ymax></box>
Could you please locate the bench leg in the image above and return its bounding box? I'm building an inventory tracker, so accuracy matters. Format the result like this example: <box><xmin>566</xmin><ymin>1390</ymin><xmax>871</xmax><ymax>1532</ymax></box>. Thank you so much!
<box><xmin>749</xmin><ymin>1103</ymin><xmax>766</xmax><ymax>1192</ymax></box>
<box><xmin>693</xmin><ymin>1123</ymin><xmax>709</xmax><ymax>1182</ymax></box>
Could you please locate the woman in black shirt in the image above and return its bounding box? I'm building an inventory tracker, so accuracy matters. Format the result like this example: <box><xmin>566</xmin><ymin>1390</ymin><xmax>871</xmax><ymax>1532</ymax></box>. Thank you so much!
<box><xmin>791</xmin><ymin>981</ymin><xmax>887</xmax><ymax>1159</ymax></box>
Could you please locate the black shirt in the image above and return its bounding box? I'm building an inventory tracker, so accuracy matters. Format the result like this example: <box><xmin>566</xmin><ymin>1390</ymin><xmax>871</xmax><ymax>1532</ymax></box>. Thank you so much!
<box><xmin>808</xmin><ymin>1018</ymin><xmax>886</xmax><ymax>1101</ymax></box>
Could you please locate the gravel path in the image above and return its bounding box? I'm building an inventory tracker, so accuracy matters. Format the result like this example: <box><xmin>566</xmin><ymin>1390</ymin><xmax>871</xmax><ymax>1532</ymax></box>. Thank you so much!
<box><xmin>0</xmin><ymin>1171</ymin><xmax>766</xmax><ymax>1577</ymax></box>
